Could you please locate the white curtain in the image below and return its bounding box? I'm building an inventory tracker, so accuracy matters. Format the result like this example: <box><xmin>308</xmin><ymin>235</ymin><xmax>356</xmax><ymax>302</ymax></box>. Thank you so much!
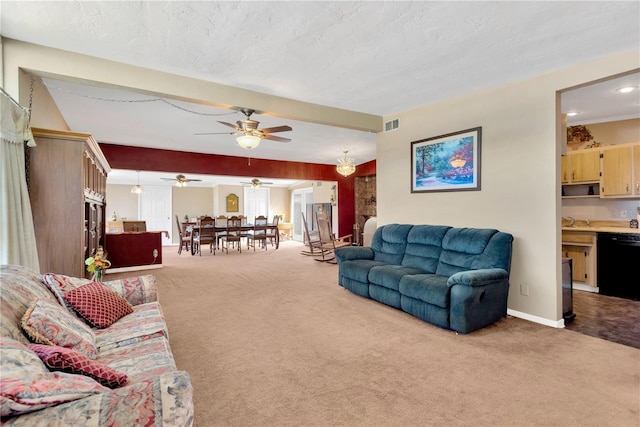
<box><xmin>0</xmin><ymin>89</ymin><xmax>40</xmax><ymax>271</ymax></box>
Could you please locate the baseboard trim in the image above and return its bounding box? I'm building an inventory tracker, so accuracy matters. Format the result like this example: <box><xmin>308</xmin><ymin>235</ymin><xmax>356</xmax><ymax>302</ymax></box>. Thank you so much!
<box><xmin>106</xmin><ymin>264</ymin><xmax>163</xmax><ymax>274</ymax></box>
<box><xmin>574</xmin><ymin>283</ymin><xmax>599</xmax><ymax>293</ymax></box>
<box><xmin>507</xmin><ymin>308</ymin><xmax>564</xmax><ymax>329</ymax></box>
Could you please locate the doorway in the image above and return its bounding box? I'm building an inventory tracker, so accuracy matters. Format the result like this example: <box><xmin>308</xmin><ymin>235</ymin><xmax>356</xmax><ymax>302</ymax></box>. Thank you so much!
<box><xmin>291</xmin><ymin>187</ymin><xmax>313</xmax><ymax>241</ymax></box>
<box><xmin>139</xmin><ymin>186</ymin><xmax>172</xmax><ymax>246</ymax></box>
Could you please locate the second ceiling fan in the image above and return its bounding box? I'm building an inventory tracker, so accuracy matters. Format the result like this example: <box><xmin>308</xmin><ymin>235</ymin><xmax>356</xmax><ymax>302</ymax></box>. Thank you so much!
<box><xmin>195</xmin><ymin>108</ymin><xmax>292</xmax><ymax>149</ymax></box>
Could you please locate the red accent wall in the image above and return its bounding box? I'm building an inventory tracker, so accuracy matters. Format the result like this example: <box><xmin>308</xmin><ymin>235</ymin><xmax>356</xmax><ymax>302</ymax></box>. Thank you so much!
<box><xmin>100</xmin><ymin>144</ymin><xmax>376</xmax><ymax>237</ymax></box>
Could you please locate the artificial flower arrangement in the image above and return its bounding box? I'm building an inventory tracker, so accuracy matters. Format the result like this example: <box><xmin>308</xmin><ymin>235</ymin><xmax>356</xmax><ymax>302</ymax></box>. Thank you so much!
<box><xmin>85</xmin><ymin>247</ymin><xmax>111</xmax><ymax>282</ymax></box>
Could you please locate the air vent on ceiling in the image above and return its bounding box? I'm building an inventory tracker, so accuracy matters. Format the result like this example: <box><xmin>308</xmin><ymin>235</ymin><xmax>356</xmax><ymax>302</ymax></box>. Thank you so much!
<box><xmin>385</xmin><ymin>118</ymin><xmax>399</xmax><ymax>132</ymax></box>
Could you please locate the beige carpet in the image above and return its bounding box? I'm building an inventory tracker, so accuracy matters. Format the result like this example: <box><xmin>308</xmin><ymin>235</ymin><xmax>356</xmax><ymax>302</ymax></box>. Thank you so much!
<box><xmin>109</xmin><ymin>241</ymin><xmax>639</xmax><ymax>426</ymax></box>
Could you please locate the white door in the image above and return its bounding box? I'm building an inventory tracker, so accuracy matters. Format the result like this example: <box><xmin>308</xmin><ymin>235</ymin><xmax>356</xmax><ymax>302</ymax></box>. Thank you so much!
<box><xmin>139</xmin><ymin>186</ymin><xmax>172</xmax><ymax>245</ymax></box>
<box><xmin>291</xmin><ymin>187</ymin><xmax>313</xmax><ymax>241</ymax></box>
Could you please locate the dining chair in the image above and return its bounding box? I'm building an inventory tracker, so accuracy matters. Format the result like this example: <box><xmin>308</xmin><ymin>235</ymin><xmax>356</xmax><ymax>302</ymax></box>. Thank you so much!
<box><xmin>214</xmin><ymin>215</ymin><xmax>228</xmax><ymax>249</ymax></box>
<box><xmin>175</xmin><ymin>215</ymin><xmax>191</xmax><ymax>255</ymax></box>
<box><xmin>192</xmin><ymin>216</ymin><xmax>216</xmax><ymax>256</ymax></box>
<box><xmin>266</xmin><ymin>215</ymin><xmax>279</xmax><ymax>247</ymax></box>
<box><xmin>315</xmin><ymin>215</ymin><xmax>352</xmax><ymax>263</ymax></box>
<box><xmin>247</xmin><ymin>215</ymin><xmax>268</xmax><ymax>251</ymax></box>
<box><xmin>220</xmin><ymin>216</ymin><xmax>242</xmax><ymax>253</ymax></box>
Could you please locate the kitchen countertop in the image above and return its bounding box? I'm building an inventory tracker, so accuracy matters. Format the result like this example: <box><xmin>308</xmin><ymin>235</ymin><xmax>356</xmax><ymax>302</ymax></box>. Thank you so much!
<box><xmin>562</xmin><ymin>226</ymin><xmax>640</xmax><ymax>234</ymax></box>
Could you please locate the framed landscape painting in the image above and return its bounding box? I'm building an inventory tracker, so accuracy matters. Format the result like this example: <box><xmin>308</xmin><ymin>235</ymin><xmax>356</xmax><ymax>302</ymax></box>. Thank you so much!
<box><xmin>411</xmin><ymin>127</ymin><xmax>481</xmax><ymax>193</ymax></box>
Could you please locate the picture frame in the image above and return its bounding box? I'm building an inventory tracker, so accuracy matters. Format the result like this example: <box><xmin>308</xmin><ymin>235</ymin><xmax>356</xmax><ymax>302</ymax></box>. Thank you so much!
<box><xmin>226</xmin><ymin>193</ymin><xmax>239</xmax><ymax>212</ymax></box>
<box><xmin>411</xmin><ymin>127</ymin><xmax>481</xmax><ymax>193</ymax></box>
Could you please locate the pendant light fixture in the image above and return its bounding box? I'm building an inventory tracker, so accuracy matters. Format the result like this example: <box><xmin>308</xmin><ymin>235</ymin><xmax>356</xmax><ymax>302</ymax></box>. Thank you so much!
<box><xmin>336</xmin><ymin>150</ymin><xmax>356</xmax><ymax>177</ymax></box>
<box><xmin>130</xmin><ymin>170</ymin><xmax>144</xmax><ymax>194</ymax></box>
<box><xmin>236</xmin><ymin>134</ymin><xmax>261</xmax><ymax>149</ymax></box>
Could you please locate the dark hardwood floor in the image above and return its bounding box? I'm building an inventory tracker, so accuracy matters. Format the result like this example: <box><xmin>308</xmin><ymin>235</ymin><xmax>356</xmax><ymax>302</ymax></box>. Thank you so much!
<box><xmin>565</xmin><ymin>290</ymin><xmax>640</xmax><ymax>349</ymax></box>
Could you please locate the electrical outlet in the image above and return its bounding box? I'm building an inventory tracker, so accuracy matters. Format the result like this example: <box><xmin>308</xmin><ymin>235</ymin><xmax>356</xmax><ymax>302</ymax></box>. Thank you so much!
<box><xmin>520</xmin><ymin>283</ymin><xmax>529</xmax><ymax>297</ymax></box>
<box><xmin>153</xmin><ymin>249</ymin><xmax>158</xmax><ymax>258</ymax></box>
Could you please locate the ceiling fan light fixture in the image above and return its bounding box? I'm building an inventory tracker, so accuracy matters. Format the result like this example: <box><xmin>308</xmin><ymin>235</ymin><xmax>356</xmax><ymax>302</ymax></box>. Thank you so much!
<box><xmin>175</xmin><ymin>181</ymin><xmax>187</xmax><ymax>188</ymax></box>
<box><xmin>236</xmin><ymin>134</ymin><xmax>261</xmax><ymax>149</ymax></box>
<box><xmin>336</xmin><ymin>150</ymin><xmax>356</xmax><ymax>177</ymax></box>
<box><xmin>130</xmin><ymin>171</ymin><xmax>144</xmax><ymax>194</ymax></box>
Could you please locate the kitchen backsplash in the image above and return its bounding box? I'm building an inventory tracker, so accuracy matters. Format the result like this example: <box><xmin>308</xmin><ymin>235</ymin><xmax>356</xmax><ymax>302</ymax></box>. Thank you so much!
<box><xmin>562</xmin><ymin>198</ymin><xmax>640</xmax><ymax>221</ymax></box>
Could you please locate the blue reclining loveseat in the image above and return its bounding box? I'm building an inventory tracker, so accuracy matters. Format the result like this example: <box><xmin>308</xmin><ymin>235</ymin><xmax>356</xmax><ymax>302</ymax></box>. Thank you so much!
<box><xmin>334</xmin><ymin>224</ymin><xmax>513</xmax><ymax>334</ymax></box>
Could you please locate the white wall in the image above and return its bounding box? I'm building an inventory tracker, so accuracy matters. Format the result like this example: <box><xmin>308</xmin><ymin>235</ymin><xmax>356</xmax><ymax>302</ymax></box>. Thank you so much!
<box><xmin>377</xmin><ymin>50</ymin><xmax>640</xmax><ymax>325</ymax></box>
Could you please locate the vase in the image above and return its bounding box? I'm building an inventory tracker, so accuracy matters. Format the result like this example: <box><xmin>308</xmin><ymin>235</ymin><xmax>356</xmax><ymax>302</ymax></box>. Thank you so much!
<box><xmin>92</xmin><ymin>270</ymin><xmax>103</xmax><ymax>283</ymax></box>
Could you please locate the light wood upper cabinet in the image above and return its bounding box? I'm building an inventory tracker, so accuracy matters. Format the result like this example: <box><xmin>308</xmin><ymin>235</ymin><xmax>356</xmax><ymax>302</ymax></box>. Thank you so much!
<box><xmin>633</xmin><ymin>144</ymin><xmax>640</xmax><ymax>196</ymax></box>
<box><xmin>569</xmin><ymin>150</ymin><xmax>600</xmax><ymax>182</ymax></box>
<box><xmin>601</xmin><ymin>145</ymin><xmax>633</xmax><ymax>197</ymax></box>
<box><xmin>561</xmin><ymin>155</ymin><xmax>569</xmax><ymax>183</ymax></box>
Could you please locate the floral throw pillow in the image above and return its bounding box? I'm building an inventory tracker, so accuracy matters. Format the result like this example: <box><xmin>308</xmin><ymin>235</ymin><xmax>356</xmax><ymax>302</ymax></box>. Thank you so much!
<box><xmin>64</xmin><ymin>282</ymin><xmax>133</xmax><ymax>329</ymax></box>
<box><xmin>21</xmin><ymin>298</ymin><xmax>98</xmax><ymax>359</ymax></box>
<box><xmin>41</xmin><ymin>273</ymin><xmax>90</xmax><ymax>312</ymax></box>
<box><xmin>28</xmin><ymin>344</ymin><xmax>128</xmax><ymax>389</ymax></box>
<box><xmin>0</xmin><ymin>337</ymin><xmax>107</xmax><ymax>417</ymax></box>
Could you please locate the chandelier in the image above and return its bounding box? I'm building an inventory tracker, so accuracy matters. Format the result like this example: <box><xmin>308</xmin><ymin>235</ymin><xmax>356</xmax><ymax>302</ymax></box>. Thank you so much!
<box><xmin>336</xmin><ymin>150</ymin><xmax>356</xmax><ymax>177</ymax></box>
<box><xmin>130</xmin><ymin>171</ymin><xmax>144</xmax><ymax>194</ymax></box>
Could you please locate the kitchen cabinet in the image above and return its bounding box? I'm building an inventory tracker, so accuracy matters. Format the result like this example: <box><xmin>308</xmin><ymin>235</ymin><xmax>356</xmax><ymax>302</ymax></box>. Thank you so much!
<box><xmin>601</xmin><ymin>145</ymin><xmax>633</xmax><ymax>197</ymax></box>
<box><xmin>567</xmin><ymin>150</ymin><xmax>600</xmax><ymax>183</ymax></box>
<box><xmin>633</xmin><ymin>144</ymin><xmax>640</xmax><ymax>196</ymax></box>
<box><xmin>29</xmin><ymin>128</ymin><xmax>110</xmax><ymax>277</ymax></box>
<box><xmin>561</xmin><ymin>231</ymin><xmax>596</xmax><ymax>287</ymax></box>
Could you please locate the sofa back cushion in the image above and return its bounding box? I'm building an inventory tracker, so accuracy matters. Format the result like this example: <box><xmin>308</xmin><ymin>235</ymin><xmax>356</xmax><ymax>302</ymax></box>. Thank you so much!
<box><xmin>435</xmin><ymin>228</ymin><xmax>513</xmax><ymax>277</ymax></box>
<box><xmin>371</xmin><ymin>224</ymin><xmax>413</xmax><ymax>265</ymax></box>
<box><xmin>401</xmin><ymin>225</ymin><xmax>452</xmax><ymax>273</ymax></box>
<box><xmin>0</xmin><ymin>265</ymin><xmax>60</xmax><ymax>344</ymax></box>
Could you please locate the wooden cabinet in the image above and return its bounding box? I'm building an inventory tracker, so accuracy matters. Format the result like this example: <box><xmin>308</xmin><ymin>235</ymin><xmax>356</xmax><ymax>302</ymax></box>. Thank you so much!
<box><xmin>633</xmin><ymin>144</ymin><xmax>640</xmax><ymax>196</ymax></box>
<box><xmin>568</xmin><ymin>150</ymin><xmax>600</xmax><ymax>183</ymax></box>
<box><xmin>561</xmin><ymin>231</ymin><xmax>596</xmax><ymax>287</ymax></box>
<box><xmin>29</xmin><ymin>129</ymin><xmax>110</xmax><ymax>277</ymax></box>
<box><xmin>600</xmin><ymin>145</ymin><xmax>633</xmax><ymax>197</ymax></box>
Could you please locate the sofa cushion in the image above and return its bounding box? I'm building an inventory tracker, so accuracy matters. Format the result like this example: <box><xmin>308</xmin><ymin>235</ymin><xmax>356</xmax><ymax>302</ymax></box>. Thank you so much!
<box><xmin>95</xmin><ymin>302</ymin><xmax>169</xmax><ymax>352</ymax></box>
<box><xmin>102</xmin><ymin>275</ymin><xmax>158</xmax><ymax>306</ymax></box>
<box><xmin>41</xmin><ymin>273</ymin><xmax>91</xmax><ymax>311</ymax></box>
<box><xmin>28</xmin><ymin>344</ymin><xmax>128</xmax><ymax>389</ymax></box>
<box><xmin>401</xmin><ymin>225</ymin><xmax>451</xmax><ymax>272</ymax></box>
<box><xmin>436</xmin><ymin>228</ymin><xmax>499</xmax><ymax>277</ymax></box>
<box><xmin>0</xmin><ymin>265</ymin><xmax>61</xmax><ymax>344</ymax></box>
<box><xmin>370</xmin><ymin>224</ymin><xmax>413</xmax><ymax>265</ymax></box>
<box><xmin>64</xmin><ymin>282</ymin><xmax>134</xmax><ymax>329</ymax></box>
<box><xmin>0</xmin><ymin>337</ymin><xmax>107</xmax><ymax>417</ymax></box>
<box><xmin>398</xmin><ymin>274</ymin><xmax>451</xmax><ymax>308</ymax></box>
<box><xmin>340</xmin><ymin>260</ymin><xmax>388</xmax><ymax>284</ymax></box>
<box><xmin>98</xmin><ymin>336</ymin><xmax>177</xmax><ymax>383</ymax></box>
<box><xmin>21</xmin><ymin>298</ymin><xmax>98</xmax><ymax>359</ymax></box>
<box><xmin>369</xmin><ymin>265</ymin><xmax>424</xmax><ymax>291</ymax></box>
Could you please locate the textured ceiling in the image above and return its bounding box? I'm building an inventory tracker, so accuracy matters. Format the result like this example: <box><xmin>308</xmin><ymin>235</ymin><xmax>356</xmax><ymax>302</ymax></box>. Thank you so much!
<box><xmin>1</xmin><ymin>1</ymin><xmax>639</xmax><ymax>185</ymax></box>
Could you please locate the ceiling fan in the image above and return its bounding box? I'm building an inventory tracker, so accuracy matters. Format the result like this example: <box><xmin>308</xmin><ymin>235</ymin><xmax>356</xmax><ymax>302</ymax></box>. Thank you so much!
<box><xmin>161</xmin><ymin>174</ymin><xmax>202</xmax><ymax>187</ymax></box>
<box><xmin>241</xmin><ymin>178</ymin><xmax>273</xmax><ymax>189</ymax></box>
<box><xmin>195</xmin><ymin>108</ymin><xmax>292</xmax><ymax>149</ymax></box>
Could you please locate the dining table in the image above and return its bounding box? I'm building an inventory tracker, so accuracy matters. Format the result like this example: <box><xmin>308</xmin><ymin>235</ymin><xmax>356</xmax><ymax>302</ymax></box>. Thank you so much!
<box><xmin>185</xmin><ymin>222</ymin><xmax>280</xmax><ymax>255</ymax></box>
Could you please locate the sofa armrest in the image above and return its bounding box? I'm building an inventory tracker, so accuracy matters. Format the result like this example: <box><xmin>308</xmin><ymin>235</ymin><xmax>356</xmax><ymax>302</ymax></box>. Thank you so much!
<box><xmin>102</xmin><ymin>275</ymin><xmax>158</xmax><ymax>306</ymax></box>
<box><xmin>447</xmin><ymin>268</ymin><xmax>509</xmax><ymax>288</ymax></box>
<box><xmin>334</xmin><ymin>246</ymin><xmax>374</xmax><ymax>263</ymax></box>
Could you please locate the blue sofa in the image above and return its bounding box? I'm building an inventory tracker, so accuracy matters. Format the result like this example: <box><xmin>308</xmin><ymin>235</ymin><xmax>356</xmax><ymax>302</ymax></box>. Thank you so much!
<box><xmin>334</xmin><ymin>224</ymin><xmax>513</xmax><ymax>334</ymax></box>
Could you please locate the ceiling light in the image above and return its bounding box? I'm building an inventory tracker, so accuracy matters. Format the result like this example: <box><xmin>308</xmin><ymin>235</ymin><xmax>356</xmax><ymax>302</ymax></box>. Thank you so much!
<box><xmin>175</xmin><ymin>181</ymin><xmax>187</xmax><ymax>188</ymax></box>
<box><xmin>236</xmin><ymin>134</ymin><xmax>261</xmax><ymax>149</ymax></box>
<box><xmin>130</xmin><ymin>171</ymin><xmax>144</xmax><ymax>194</ymax></box>
<box><xmin>336</xmin><ymin>150</ymin><xmax>356</xmax><ymax>177</ymax></box>
<box><xmin>566</xmin><ymin>111</ymin><xmax>579</xmax><ymax>117</ymax></box>
<box><xmin>616</xmin><ymin>86</ymin><xmax>636</xmax><ymax>93</ymax></box>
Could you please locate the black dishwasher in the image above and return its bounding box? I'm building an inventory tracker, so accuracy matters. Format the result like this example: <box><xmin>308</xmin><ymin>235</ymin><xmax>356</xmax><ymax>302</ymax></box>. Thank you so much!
<box><xmin>597</xmin><ymin>233</ymin><xmax>640</xmax><ymax>300</ymax></box>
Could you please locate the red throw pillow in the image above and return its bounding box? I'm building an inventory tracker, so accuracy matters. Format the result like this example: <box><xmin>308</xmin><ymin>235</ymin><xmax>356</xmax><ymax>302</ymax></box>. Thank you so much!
<box><xmin>64</xmin><ymin>281</ymin><xmax>133</xmax><ymax>329</ymax></box>
<box><xmin>29</xmin><ymin>344</ymin><xmax>127</xmax><ymax>389</ymax></box>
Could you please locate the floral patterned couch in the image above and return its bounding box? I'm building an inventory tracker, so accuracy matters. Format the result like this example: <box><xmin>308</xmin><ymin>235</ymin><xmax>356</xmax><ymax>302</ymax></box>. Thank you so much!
<box><xmin>0</xmin><ymin>264</ymin><xmax>193</xmax><ymax>426</ymax></box>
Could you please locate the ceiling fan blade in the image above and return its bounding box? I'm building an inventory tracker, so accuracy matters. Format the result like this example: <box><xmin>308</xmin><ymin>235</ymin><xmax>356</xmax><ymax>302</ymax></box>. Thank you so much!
<box><xmin>161</xmin><ymin>178</ymin><xmax>176</xmax><ymax>181</ymax></box>
<box><xmin>185</xmin><ymin>179</ymin><xmax>202</xmax><ymax>182</ymax></box>
<box><xmin>194</xmin><ymin>132</ymin><xmax>234</xmax><ymax>135</ymax></box>
<box><xmin>262</xmin><ymin>134</ymin><xmax>291</xmax><ymax>143</ymax></box>
<box><xmin>218</xmin><ymin>121</ymin><xmax>240</xmax><ymax>130</ymax></box>
<box><xmin>260</xmin><ymin>125</ymin><xmax>292</xmax><ymax>134</ymax></box>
